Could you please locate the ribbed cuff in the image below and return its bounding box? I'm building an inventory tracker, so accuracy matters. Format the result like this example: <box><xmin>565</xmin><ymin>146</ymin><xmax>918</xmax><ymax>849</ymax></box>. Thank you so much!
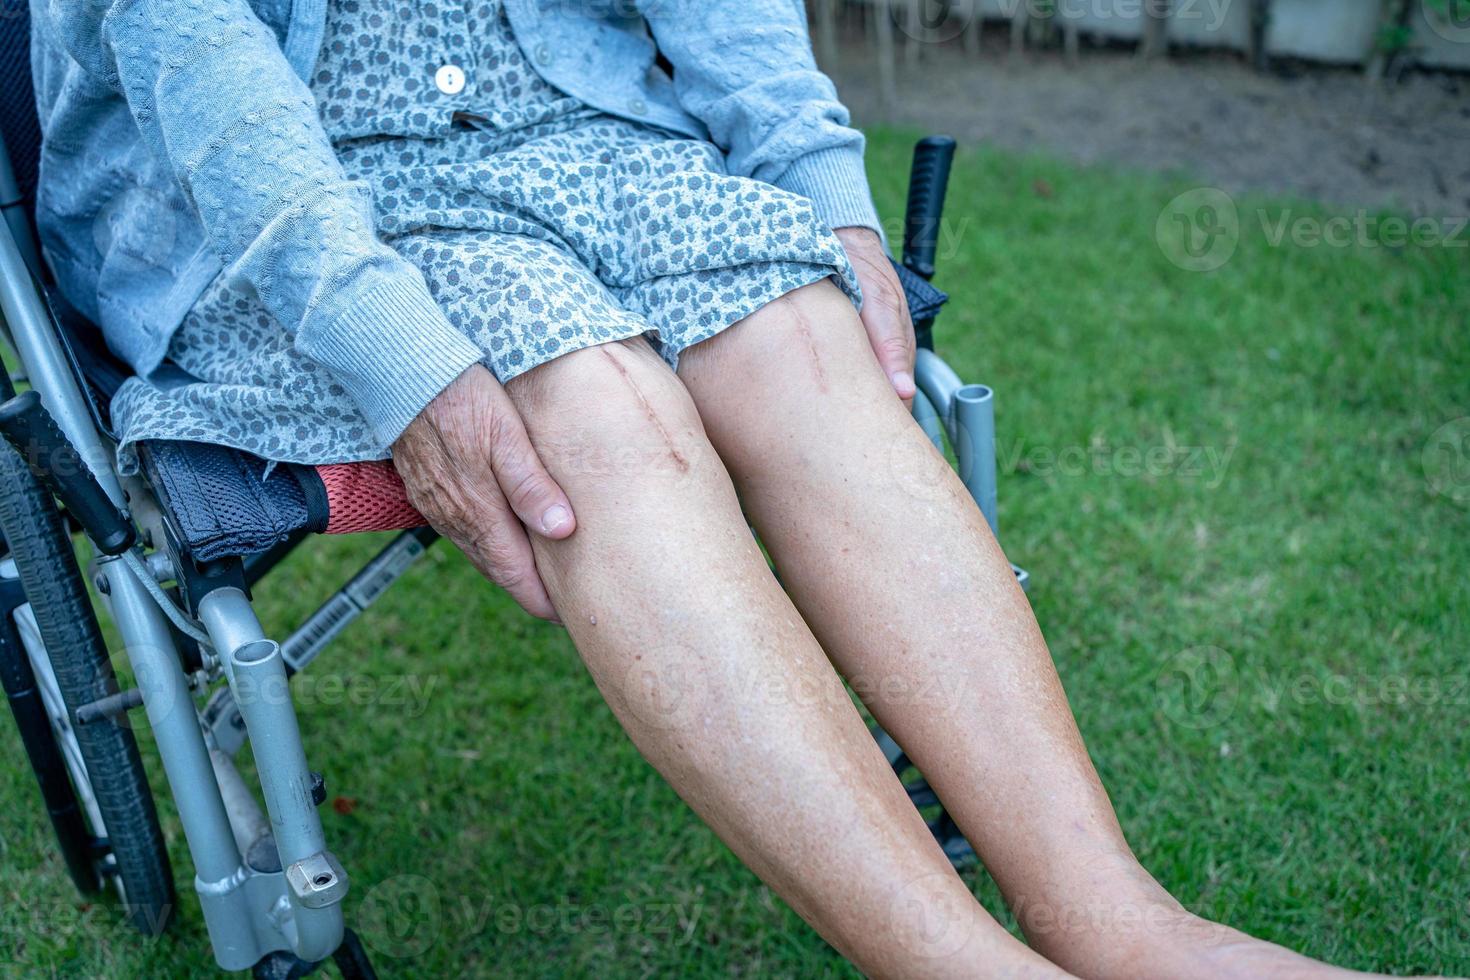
<box><xmin>304</xmin><ymin>272</ymin><xmax>485</xmax><ymax>447</ymax></box>
<box><xmin>773</xmin><ymin>144</ymin><xmax>883</xmax><ymax>237</ymax></box>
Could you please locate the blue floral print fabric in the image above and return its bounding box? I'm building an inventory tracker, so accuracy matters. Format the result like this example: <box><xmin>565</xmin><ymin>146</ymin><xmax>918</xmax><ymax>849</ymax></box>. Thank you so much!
<box><xmin>108</xmin><ymin>0</ymin><xmax>858</xmax><ymax>469</ymax></box>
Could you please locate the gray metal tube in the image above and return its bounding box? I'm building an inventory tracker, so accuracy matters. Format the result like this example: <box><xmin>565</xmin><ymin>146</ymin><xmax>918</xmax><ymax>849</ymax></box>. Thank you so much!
<box><xmin>954</xmin><ymin>384</ymin><xmax>999</xmax><ymax>536</ymax></box>
<box><xmin>209</xmin><ymin>747</ymin><xmax>271</xmax><ymax>861</ymax></box>
<box><xmin>0</xmin><ymin>136</ymin><xmax>42</xmax><ymax>283</ymax></box>
<box><xmin>3</xmin><ymin>217</ymin><xmax>273</xmax><ymax>967</ymax></box>
<box><xmin>104</xmin><ymin>566</ymin><xmax>241</xmax><ymax>883</ymax></box>
<box><xmin>198</xmin><ymin>588</ymin><xmax>344</xmax><ymax>963</ymax></box>
<box><xmin>100</xmin><ymin>561</ymin><xmax>265</xmax><ymax>970</ymax></box>
<box><xmin>910</xmin><ymin>388</ymin><xmax>945</xmax><ymax>452</ymax></box>
<box><xmin>914</xmin><ymin>347</ymin><xmax>963</xmax><ymax>442</ymax></box>
<box><xmin>0</xmin><ymin>224</ymin><xmax>121</xmax><ymax>507</ymax></box>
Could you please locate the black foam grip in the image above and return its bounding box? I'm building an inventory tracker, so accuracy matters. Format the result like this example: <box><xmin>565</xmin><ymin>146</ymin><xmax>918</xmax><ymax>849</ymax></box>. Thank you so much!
<box><xmin>0</xmin><ymin>390</ymin><xmax>135</xmax><ymax>555</ymax></box>
<box><xmin>902</xmin><ymin>135</ymin><xmax>957</xmax><ymax>280</ymax></box>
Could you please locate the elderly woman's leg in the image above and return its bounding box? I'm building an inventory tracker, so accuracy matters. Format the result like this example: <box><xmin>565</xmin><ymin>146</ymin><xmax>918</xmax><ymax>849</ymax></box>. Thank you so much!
<box><xmin>499</xmin><ymin>337</ymin><xmax>1065</xmax><ymax>979</ymax></box>
<box><xmin>674</xmin><ymin>280</ymin><xmax>1391</xmax><ymax>980</ymax></box>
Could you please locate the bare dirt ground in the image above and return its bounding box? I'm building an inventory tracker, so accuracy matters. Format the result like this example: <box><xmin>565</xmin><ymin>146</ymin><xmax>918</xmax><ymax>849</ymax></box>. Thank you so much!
<box><xmin>824</xmin><ymin>35</ymin><xmax>1470</xmax><ymax>219</ymax></box>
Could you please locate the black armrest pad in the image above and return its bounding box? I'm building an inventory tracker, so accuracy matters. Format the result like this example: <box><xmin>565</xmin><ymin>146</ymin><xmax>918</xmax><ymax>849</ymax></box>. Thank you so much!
<box><xmin>891</xmin><ymin>258</ymin><xmax>949</xmax><ymax>322</ymax></box>
<box><xmin>140</xmin><ymin>441</ymin><xmax>314</xmax><ymax>562</ymax></box>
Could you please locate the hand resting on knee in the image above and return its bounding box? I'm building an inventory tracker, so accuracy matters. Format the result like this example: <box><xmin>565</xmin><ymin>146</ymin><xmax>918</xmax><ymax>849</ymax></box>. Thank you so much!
<box><xmin>391</xmin><ymin>364</ymin><xmax>575</xmax><ymax>622</ymax></box>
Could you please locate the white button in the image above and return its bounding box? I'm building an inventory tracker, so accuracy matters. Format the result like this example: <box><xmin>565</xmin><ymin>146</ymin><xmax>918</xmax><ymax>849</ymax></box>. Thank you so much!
<box><xmin>435</xmin><ymin>64</ymin><xmax>466</xmax><ymax>95</ymax></box>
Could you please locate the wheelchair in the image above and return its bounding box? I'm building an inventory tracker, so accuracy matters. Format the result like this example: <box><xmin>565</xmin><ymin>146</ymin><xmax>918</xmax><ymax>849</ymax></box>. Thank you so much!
<box><xmin>0</xmin><ymin>9</ymin><xmax>1025</xmax><ymax>975</ymax></box>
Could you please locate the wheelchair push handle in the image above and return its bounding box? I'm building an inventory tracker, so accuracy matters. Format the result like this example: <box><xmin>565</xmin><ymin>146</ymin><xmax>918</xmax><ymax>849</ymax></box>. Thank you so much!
<box><xmin>0</xmin><ymin>390</ymin><xmax>135</xmax><ymax>555</ymax></box>
<box><xmin>902</xmin><ymin>135</ymin><xmax>957</xmax><ymax>281</ymax></box>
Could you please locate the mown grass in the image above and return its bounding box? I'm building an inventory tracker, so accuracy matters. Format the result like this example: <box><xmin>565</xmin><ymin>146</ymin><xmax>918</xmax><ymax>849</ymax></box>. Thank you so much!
<box><xmin>0</xmin><ymin>128</ymin><xmax>1465</xmax><ymax>977</ymax></box>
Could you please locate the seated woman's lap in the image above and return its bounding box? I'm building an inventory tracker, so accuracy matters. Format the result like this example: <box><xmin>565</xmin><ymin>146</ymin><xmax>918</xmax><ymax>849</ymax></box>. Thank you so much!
<box><xmin>500</xmin><ymin>275</ymin><xmax>870</xmax><ymax>478</ymax></box>
<box><xmin>494</xmin><ymin>275</ymin><xmax>882</xmax><ymax>566</ymax></box>
<box><xmin>505</xmin><ymin>274</ymin><xmax>870</xmax><ymax>467</ymax></box>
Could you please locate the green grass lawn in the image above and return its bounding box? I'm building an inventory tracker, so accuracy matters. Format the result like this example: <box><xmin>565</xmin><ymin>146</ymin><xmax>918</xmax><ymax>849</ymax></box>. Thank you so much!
<box><xmin>1</xmin><ymin>127</ymin><xmax>1466</xmax><ymax>977</ymax></box>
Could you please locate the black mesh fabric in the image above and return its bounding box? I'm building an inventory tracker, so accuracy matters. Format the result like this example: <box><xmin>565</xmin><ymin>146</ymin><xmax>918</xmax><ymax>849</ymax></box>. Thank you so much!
<box><xmin>0</xmin><ymin>2</ymin><xmax>42</xmax><ymax>207</ymax></box>
<box><xmin>890</xmin><ymin>258</ymin><xmax>949</xmax><ymax>323</ymax></box>
<box><xmin>140</xmin><ymin>441</ymin><xmax>315</xmax><ymax>561</ymax></box>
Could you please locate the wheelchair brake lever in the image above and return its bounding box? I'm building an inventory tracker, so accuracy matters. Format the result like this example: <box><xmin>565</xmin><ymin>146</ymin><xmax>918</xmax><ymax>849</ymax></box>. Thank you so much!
<box><xmin>0</xmin><ymin>389</ymin><xmax>136</xmax><ymax>555</ymax></box>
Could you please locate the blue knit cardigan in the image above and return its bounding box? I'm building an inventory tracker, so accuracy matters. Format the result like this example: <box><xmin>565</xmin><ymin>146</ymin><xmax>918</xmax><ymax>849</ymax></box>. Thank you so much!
<box><xmin>30</xmin><ymin>0</ymin><xmax>879</xmax><ymax>445</ymax></box>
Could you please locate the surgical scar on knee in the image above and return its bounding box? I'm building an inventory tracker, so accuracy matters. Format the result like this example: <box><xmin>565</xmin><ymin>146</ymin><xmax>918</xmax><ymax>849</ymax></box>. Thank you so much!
<box><xmin>598</xmin><ymin>347</ymin><xmax>690</xmax><ymax>473</ymax></box>
<box><xmin>788</xmin><ymin>303</ymin><xmax>828</xmax><ymax>393</ymax></box>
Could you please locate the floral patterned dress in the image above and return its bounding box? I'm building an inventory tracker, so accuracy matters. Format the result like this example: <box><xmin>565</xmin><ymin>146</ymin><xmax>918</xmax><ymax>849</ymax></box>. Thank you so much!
<box><xmin>108</xmin><ymin>0</ymin><xmax>857</xmax><ymax>469</ymax></box>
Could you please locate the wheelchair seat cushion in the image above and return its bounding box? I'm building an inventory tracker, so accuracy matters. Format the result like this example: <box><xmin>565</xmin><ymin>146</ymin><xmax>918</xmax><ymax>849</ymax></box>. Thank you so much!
<box><xmin>139</xmin><ymin>442</ymin><xmax>426</xmax><ymax>562</ymax></box>
<box><xmin>313</xmin><ymin>461</ymin><xmax>427</xmax><ymax>535</ymax></box>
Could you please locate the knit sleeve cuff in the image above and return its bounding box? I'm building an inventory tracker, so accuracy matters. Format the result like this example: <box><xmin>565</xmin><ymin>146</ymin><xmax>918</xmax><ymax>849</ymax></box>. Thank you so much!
<box><xmin>303</xmin><ymin>272</ymin><xmax>485</xmax><ymax>447</ymax></box>
<box><xmin>772</xmin><ymin>143</ymin><xmax>883</xmax><ymax>237</ymax></box>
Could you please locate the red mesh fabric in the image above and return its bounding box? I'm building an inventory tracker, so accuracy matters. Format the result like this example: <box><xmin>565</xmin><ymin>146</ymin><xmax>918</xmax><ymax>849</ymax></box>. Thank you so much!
<box><xmin>316</xmin><ymin>460</ymin><xmax>427</xmax><ymax>534</ymax></box>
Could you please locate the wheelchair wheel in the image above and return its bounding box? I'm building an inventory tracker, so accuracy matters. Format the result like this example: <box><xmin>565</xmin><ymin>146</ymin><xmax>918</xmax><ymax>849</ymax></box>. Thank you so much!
<box><xmin>0</xmin><ymin>428</ymin><xmax>175</xmax><ymax>935</ymax></box>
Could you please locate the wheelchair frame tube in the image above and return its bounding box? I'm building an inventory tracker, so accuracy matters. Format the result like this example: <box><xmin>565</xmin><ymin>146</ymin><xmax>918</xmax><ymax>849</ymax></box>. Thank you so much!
<box><xmin>1</xmin><ymin>224</ymin><xmax>341</xmax><ymax>968</ymax></box>
<box><xmin>210</xmin><ymin>745</ymin><xmax>272</xmax><ymax>860</ymax></box>
<box><xmin>1</xmin><ymin>223</ymin><xmax>271</xmax><ymax>965</ymax></box>
<box><xmin>198</xmin><ymin>587</ymin><xmax>345</xmax><ymax>963</ymax></box>
<box><xmin>913</xmin><ymin>348</ymin><xmax>1000</xmax><ymax>535</ymax></box>
<box><xmin>99</xmin><ymin>560</ymin><xmax>263</xmax><ymax>957</ymax></box>
<box><xmin>94</xmin><ymin>588</ymin><xmax>236</xmax><ymax>878</ymax></box>
<box><xmin>914</xmin><ymin>346</ymin><xmax>964</xmax><ymax>425</ymax></box>
<box><xmin>911</xmin><ymin>388</ymin><xmax>946</xmax><ymax>452</ymax></box>
<box><xmin>0</xmin><ymin>220</ymin><xmax>116</xmax><ymax>505</ymax></box>
<box><xmin>955</xmin><ymin>384</ymin><xmax>999</xmax><ymax>538</ymax></box>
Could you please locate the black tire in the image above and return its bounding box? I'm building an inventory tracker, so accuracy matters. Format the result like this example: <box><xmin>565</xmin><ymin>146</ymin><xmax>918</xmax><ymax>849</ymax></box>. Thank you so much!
<box><xmin>0</xmin><ymin>587</ymin><xmax>100</xmax><ymax>895</ymax></box>
<box><xmin>0</xmin><ymin>413</ymin><xmax>176</xmax><ymax>935</ymax></box>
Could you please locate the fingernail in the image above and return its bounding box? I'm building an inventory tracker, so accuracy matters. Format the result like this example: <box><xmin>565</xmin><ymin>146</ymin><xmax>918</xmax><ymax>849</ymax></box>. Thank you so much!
<box><xmin>540</xmin><ymin>503</ymin><xmax>571</xmax><ymax>535</ymax></box>
<box><xmin>892</xmin><ymin>370</ymin><xmax>915</xmax><ymax>397</ymax></box>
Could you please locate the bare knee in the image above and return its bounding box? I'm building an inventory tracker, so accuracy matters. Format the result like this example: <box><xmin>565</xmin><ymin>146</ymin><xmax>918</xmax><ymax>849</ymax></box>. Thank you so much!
<box><xmin>505</xmin><ymin>338</ymin><xmax>750</xmax><ymax>618</ymax></box>
<box><xmin>505</xmin><ymin>336</ymin><xmax>714</xmax><ymax>491</ymax></box>
<box><xmin>679</xmin><ymin>280</ymin><xmax>886</xmax><ymax>410</ymax></box>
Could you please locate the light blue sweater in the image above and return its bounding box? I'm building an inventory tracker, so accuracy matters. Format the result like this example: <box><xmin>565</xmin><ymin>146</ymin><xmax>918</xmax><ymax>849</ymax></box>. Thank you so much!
<box><xmin>30</xmin><ymin>0</ymin><xmax>879</xmax><ymax>446</ymax></box>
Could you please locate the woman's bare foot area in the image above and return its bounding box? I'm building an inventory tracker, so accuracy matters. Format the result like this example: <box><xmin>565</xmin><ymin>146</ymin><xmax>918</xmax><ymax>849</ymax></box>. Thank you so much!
<box><xmin>1057</xmin><ymin>898</ymin><xmax>1436</xmax><ymax>980</ymax></box>
<box><xmin>1186</xmin><ymin>916</ymin><xmax>1439</xmax><ymax>980</ymax></box>
<box><xmin>1009</xmin><ymin>858</ymin><xmax>1433</xmax><ymax>980</ymax></box>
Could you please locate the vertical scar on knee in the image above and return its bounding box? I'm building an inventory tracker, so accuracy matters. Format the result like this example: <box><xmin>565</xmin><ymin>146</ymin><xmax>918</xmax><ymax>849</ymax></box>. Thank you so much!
<box><xmin>598</xmin><ymin>347</ymin><xmax>690</xmax><ymax>472</ymax></box>
<box><xmin>788</xmin><ymin>304</ymin><xmax>829</xmax><ymax>393</ymax></box>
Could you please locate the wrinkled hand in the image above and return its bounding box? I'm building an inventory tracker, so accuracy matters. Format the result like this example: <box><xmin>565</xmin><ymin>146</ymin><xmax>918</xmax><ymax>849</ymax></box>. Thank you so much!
<box><xmin>392</xmin><ymin>364</ymin><xmax>575</xmax><ymax>622</ymax></box>
<box><xmin>834</xmin><ymin>225</ymin><xmax>916</xmax><ymax>403</ymax></box>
